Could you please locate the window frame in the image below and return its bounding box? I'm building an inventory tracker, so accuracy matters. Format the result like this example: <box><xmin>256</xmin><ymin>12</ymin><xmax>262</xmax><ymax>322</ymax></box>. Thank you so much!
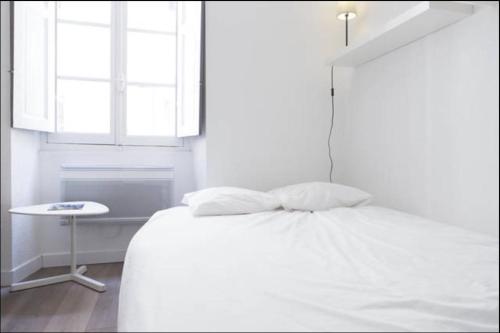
<box><xmin>47</xmin><ymin>1</ymin><xmax>183</xmax><ymax>147</ymax></box>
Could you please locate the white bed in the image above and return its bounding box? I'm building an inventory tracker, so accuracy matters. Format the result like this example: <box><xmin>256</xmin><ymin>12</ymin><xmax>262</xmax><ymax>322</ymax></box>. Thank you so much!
<box><xmin>118</xmin><ymin>206</ymin><xmax>499</xmax><ymax>332</ymax></box>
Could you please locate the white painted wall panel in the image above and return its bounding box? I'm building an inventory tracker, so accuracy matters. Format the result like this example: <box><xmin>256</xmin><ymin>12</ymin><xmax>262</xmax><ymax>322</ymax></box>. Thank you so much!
<box><xmin>10</xmin><ymin>129</ymin><xmax>42</xmax><ymax>268</ymax></box>
<box><xmin>335</xmin><ymin>5</ymin><xmax>499</xmax><ymax>235</ymax></box>
<box><xmin>205</xmin><ymin>1</ymin><xmax>346</xmax><ymax>190</ymax></box>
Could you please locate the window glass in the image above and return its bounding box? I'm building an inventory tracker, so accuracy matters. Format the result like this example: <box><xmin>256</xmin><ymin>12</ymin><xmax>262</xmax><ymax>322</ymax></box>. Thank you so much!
<box><xmin>126</xmin><ymin>86</ymin><xmax>176</xmax><ymax>136</ymax></box>
<box><xmin>49</xmin><ymin>0</ymin><xmax>201</xmax><ymax>146</ymax></box>
<box><xmin>57</xmin><ymin>80</ymin><xmax>110</xmax><ymax>134</ymax></box>
<box><xmin>127</xmin><ymin>32</ymin><xmax>176</xmax><ymax>84</ymax></box>
<box><xmin>127</xmin><ymin>1</ymin><xmax>176</xmax><ymax>32</ymax></box>
<box><xmin>57</xmin><ymin>1</ymin><xmax>111</xmax><ymax>25</ymax></box>
<box><xmin>57</xmin><ymin>23</ymin><xmax>110</xmax><ymax>79</ymax></box>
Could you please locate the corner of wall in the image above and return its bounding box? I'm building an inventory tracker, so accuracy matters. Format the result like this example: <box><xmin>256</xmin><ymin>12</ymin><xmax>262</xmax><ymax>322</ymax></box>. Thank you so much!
<box><xmin>0</xmin><ymin>0</ymin><xmax>13</xmax><ymax>280</ymax></box>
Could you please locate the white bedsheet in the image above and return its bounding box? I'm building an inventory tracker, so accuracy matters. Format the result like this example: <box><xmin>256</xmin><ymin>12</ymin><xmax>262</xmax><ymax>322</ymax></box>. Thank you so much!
<box><xmin>118</xmin><ymin>206</ymin><xmax>499</xmax><ymax>332</ymax></box>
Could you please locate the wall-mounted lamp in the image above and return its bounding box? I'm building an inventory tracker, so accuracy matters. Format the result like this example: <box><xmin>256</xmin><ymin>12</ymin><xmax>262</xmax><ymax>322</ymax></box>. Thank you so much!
<box><xmin>336</xmin><ymin>2</ymin><xmax>357</xmax><ymax>47</ymax></box>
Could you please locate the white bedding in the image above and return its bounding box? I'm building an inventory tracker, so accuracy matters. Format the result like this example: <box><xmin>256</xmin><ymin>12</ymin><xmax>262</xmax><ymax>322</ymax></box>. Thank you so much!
<box><xmin>118</xmin><ymin>206</ymin><xmax>499</xmax><ymax>332</ymax></box>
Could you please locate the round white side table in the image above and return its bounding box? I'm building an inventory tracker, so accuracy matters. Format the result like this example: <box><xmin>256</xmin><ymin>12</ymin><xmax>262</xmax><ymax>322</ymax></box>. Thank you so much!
<box><xmin>8</xmin><ymin>201</ymin><xmax>109</xmax><ymax>292</ymax></box>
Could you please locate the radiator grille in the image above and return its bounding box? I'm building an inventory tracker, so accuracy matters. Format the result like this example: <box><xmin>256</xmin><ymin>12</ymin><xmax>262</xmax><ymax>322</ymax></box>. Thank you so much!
<box><xmin>60</xmin><ymin>165</ymin><xmax>174</xmax><ymax>224</ymax></box>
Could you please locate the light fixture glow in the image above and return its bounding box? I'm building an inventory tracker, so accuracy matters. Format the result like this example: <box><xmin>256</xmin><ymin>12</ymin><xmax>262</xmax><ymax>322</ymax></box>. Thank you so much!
<box><xmin>336</xmin><ymin>12</ymin><xmax>357</xmax><ymax>21</ymax></box>
<box><xmin>336</xmin><ymin>1</ymin><xmax>357</xmax><ymax>20</ymax></box>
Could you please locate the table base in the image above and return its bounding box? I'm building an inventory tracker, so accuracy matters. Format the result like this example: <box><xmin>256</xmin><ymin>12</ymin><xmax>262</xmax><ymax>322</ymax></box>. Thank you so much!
<box><xmin>10</xmin><ymin>265</ymin><xmax>106</xmax><ymax>292</ymax></box>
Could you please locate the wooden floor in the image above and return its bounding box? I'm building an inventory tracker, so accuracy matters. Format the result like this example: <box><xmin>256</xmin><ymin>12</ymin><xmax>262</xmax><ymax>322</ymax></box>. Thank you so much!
<box><xmin>1</xmin><ymin>263</ymin><xmax>123</xmax><ymax>332</ymax></box>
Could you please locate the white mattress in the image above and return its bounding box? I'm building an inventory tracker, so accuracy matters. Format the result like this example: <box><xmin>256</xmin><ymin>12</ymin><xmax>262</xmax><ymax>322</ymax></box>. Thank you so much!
<box><xmin>118</xmin><ymin>206</ymin><xmax>499</xmax><ymax>332</ymax></box>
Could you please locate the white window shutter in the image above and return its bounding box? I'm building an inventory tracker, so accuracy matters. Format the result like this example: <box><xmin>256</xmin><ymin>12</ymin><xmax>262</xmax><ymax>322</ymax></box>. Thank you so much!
<box><xmin>176</xmin><ymin>1</ymin><xmax>202</xmax><ymax>137</ymax></box>
<box><xmin>12</xmin><ymin>1</ymin><xmax>56</xmax><ymax>132</ymax></box>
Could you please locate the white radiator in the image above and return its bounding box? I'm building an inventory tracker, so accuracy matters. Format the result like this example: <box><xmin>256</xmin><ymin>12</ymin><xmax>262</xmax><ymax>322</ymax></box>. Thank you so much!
<box><xmin>60</xmin><ymin>164</ymin><xmax>174</xmax><ymax>224</ymax></box>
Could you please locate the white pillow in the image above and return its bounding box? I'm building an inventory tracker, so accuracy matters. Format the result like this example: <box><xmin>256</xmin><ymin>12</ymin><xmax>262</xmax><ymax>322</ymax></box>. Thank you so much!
<box><xmin>269</xmin><ymin>182</ymin><xmax>372</xmax><ymax>211</ymax></box>
<box><xmin>182</xmin><ymin>187</ymin><xmax>281</xmax><ymax>216</ymax></box>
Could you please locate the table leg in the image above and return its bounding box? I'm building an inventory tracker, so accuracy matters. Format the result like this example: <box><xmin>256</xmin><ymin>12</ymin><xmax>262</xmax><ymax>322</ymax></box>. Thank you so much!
<box><xmin>73</xmin><ymin>273</ymin><xmax>106</xmax><ymax>292</ymax></box>
<box><xmin>10</xmin><ymin>274</ymin><xmax>72</xmax><ymax>292</ymax></box>
<box><xmin>10</xmin><ymin>215</ymin><xmax>106</xmax><ymax>293</ymax></box>
<box><xmin>69</xmin><ymin>215</ymin><xmax>106</xmax><ymax>292</ymax></box>
<box><xmin>70</xmin><ymin>215</ymin><xmax>77</xmax><ymax>274</ymax></box>
<box><xmin>76</xmin><ymin>265</ymin><xmax>87</xmax><ymax>275</ymax></box>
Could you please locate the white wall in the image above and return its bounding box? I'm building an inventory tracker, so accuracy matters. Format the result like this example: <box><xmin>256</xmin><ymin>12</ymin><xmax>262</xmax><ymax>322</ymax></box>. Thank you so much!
<box><xmin>190</xmin><ymin>135</ymin><xmax>207</xmax><ymax>189</ymax></box>
<box><xmin>10</xmin><ymin>130</ymin><xmax>42</xmax><ymax>269</ymax></box>
<box><xmin>204</xmin><ymin>1</ymin><xmax>346</xmax><ymax>191</ymax></box>
<box><xmin>335</xmin><ymin>4</ymin><xmax>499</xmax><ymax>235</ymax></box>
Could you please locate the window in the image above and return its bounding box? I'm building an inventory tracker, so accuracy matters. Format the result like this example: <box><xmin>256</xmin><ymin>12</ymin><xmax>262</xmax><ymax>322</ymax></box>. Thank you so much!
<box><xmin>124</xmin><ymin>1</ymin><xmax>178</xmax><ymax>143</ymax></box>
<box><xmin>54</xmin><ymin>1</ymin><xmax>112</xmax><ymax>143</ymax></box>
<box><xmin>12</xmin><ymin>1</ymin><xmax>202</xmax><ymax>145</ymax></box>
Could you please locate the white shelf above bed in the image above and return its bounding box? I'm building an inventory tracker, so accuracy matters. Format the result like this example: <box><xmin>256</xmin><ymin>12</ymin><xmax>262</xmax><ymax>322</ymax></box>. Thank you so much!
<box><xmin>328</xmin><ymin>1</ymin><xmax>473</xmax><ymax>67</ymax></box>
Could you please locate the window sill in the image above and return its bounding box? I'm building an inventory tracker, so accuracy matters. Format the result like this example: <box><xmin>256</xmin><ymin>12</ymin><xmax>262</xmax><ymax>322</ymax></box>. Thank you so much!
<box><xmin>40</xmin><ymin>135</ymin><xmax>191</xmax><ymax>153</ymax></box>
<box><xmin>43</xmin><ymin>132</ymin><xmax>186</xmax><ymax>150</ymax></box>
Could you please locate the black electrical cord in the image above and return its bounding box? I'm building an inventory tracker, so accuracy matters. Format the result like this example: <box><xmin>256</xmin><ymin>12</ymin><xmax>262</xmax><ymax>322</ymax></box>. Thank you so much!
<box><xmin>328</xmin><ymin>65</ymin><xmax>335</xmax><ymax>183</ymax></box>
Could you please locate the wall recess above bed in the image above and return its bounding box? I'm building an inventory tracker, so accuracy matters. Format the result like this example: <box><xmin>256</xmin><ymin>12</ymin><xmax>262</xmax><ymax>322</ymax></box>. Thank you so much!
<box><xmin>327</xmin><ymin>1</ymin><xmax>473</xmax><ymax>67</ymax></box>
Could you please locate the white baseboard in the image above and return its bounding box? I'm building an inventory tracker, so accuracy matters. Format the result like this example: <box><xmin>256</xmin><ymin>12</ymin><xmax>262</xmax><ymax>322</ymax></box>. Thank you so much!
<box><xmin>42</xmin><ymin>249</ymin><xmax>126</xmax><ymax>268</ymax></box>
<box><xmin>0</xmin><ymin>249</ymin><xmax>126</xmax><ymax>286</ymax></box>
<box><xmin>1</xmin><ymin>255</ymin><xmax>43</xmax><ymax>287</ymax></box>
